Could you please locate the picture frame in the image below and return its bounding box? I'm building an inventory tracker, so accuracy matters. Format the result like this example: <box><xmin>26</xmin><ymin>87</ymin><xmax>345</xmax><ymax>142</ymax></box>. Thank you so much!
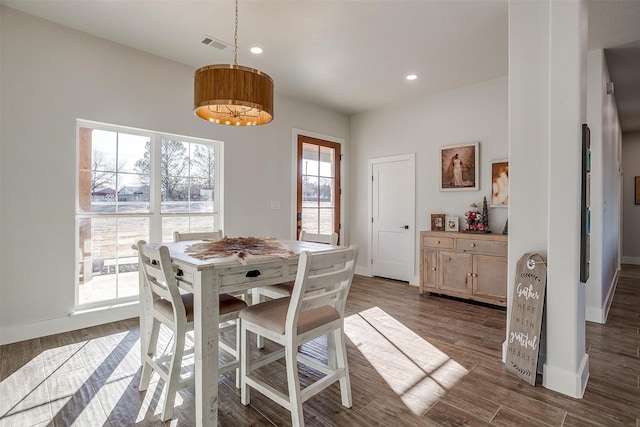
<box><xmin>440</xmin><ymin>142</ymin><xmax>479</xmax><ymax>191</ymax></box>
<box><xmin>430</xmin><ymin>214</ymin><xmax>445</xmax><ymax>231</ymax></box>
<box><xmin>580</xmin><ymin>124</ymin><xmax>591</xmax><ymax>283</ymax></box>
<box><xmin>445</xmin><ymin>216</ymin><xmax>458</xmax><ymax>232</ymax></box>
<box><xmin>636</xmin><ymin>176</ymin><xmax>640</xmax><ymax>205</ymax></box>
<box><xmin>491</xmin><ymin>159</ymin><xmax>509</xmax><ymax>207</ymax></box>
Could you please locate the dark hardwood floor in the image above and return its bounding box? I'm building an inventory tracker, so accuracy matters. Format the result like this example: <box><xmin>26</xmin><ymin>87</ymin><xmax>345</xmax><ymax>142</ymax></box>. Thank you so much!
<box><xmin>1</xmin><ymin>265</ymin><xmax>638</xmax><ymax>426</ymax></box>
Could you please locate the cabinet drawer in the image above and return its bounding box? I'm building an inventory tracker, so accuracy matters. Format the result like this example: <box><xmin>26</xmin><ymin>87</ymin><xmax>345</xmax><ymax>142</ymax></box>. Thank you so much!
<box><xmin>423</xmin><ymin>236</ymin><xmax>454</xmax><ymax>249</ymax></box>
<box><xmin>218</xmin><ymin>264</ymin><xmax>291</xmax><ymax>286</ymax></box>
<box><xmin>491</xmin><ymin>240</ymin><xmax>508</xmax><ymax>256</ymax></box>
<box><xmin>455</xmin><ymin>238</ymin><xmax>492</xmax><ymax>253</ymax></box>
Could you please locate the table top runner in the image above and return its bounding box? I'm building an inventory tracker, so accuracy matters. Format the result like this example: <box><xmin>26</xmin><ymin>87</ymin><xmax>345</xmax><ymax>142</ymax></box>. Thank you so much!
<box><xmin>184</xmin><ymin>236</ymin><xmax>294</xmax><ymax>264</ymax></box>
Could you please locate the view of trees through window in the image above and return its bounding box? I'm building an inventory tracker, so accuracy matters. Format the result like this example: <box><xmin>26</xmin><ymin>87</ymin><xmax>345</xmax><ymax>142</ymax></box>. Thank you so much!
<box><xmin>76</xmin><ymin>122</ymin><xmax>220</xmax><ymax>307</ymax></box>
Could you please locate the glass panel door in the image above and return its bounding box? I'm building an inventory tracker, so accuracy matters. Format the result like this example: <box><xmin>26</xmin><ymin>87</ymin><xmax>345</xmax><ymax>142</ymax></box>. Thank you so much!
<box><xmin>297</xmin><ymin>135</ymin><xmax>341</xmax><ymax>242</ymax></box>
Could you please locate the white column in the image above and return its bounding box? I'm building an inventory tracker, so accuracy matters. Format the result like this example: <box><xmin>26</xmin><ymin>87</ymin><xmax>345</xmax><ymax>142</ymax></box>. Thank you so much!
<box><xmin>507</xmin><ymin>0</ymin><xmax>589</xmax><ymax>398</ymax></box>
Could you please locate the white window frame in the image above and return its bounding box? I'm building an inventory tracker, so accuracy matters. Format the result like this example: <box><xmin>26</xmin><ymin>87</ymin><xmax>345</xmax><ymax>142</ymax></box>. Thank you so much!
<box><xmin>75</xmin><ymin>119</ymin><xmax>223</xmax><ymax>310</ymax></box>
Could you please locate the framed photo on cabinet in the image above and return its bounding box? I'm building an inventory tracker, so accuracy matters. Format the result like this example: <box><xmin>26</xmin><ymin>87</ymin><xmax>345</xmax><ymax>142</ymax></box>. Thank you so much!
<box><xmin>431</xmin><ymin>214</ymin><xmax>445</xmax><ymax>231</ymax></box>
<box><xmin>445</xmin><ymin>216</ymin><xmax>459</xmax><ymax>232</ymax></box>
<box><xmin>440</xmin><ymin>142</ymin><xmax>479</xmax><ymax>191</ymax></box>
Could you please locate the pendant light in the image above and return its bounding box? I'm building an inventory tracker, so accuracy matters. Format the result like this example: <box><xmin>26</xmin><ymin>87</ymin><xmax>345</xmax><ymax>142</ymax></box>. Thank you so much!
<box><xmin>193</xmin><ymin>0</ymin><xmax>274</xmax><ymax>126</ymax></box>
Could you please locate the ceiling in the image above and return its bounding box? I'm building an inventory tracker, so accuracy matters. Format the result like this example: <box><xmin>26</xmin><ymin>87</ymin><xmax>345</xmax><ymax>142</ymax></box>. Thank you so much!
<box><xmin>2</xmin><ymin>0</ymin><xmax>640</xmax><ymax>132</ymax></box>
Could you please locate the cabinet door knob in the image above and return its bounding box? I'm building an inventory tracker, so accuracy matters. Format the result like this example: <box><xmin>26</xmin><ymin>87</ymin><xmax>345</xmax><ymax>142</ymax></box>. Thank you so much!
<box><xmin>470</xmin><ymin>243</ymin><xmax>476</xmax><ymax>247</ymax></box>
<box><xmin>431</xmin><ymin>267</ymin><xmax>436</xmax><ymax>271</ymax></box>
<box><xmin>436</xmin><ymin>240</ymin><xmax>440</xmax><ymax>244</ymax></box>
<box><xmin>467</xmin><ymin>273</ymin><xmax>473</xmax><ymax>277</ymax></box>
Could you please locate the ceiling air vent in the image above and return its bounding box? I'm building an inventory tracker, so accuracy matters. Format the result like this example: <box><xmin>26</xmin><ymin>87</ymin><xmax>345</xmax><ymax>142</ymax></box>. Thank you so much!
<box><xmin>201</xmin><ymin>35</ymin><xmax>234</xmax><ymax>51</ymax></box>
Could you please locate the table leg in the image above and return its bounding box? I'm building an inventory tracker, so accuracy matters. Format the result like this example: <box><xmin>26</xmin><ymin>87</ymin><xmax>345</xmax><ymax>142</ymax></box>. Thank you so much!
<box><xmin>193</xmin><ymin>269</ymin><xmax>219</xmax><ymax>426</ymax></box>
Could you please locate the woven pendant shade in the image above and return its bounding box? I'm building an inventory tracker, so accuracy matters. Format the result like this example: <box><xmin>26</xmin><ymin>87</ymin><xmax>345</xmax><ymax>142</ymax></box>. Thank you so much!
<box><xmin>194</xmin><ymin>64</ymin><xmax>274</xmax><ymax>126</ymax></box>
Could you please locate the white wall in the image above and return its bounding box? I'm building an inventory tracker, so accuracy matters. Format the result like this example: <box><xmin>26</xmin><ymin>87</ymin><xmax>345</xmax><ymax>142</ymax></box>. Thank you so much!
<box><xmin>586</xmin><ymin>50</ymin><xmax>623</xmax><ymax>323</ymax></box>
<box><xmin>349</xmin><ymin>78</ymin><xmax>508</xmax><ymax>283</ymax></box>
<box><xmin>509</xmin><ymin>0</ymin><xmax>588</xmax><ymax>398</ymax></box>
<box><xmin>622</xmin><ymin>132</ymin><xmax>640</xmax><ymax>264</ymax></box>
<box><xmin>0</xmin><ymin>7</ymin><xmax>349</xmax><ymax>344</ymax></box>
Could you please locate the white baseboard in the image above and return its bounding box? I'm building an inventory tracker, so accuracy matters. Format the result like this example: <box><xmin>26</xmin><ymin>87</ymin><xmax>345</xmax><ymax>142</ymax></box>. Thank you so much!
<box><xmin>354</xmin><ymin>267</ymin><xmax>418</xmax><ymax>286</ymax></box>
<box><xmin>622</xmin><ymin>256</ymin><xmax>640</xmax><ymax>265</ymax></box>
<box><xmin>0</xmin><ymin>302</ymin><xmax>140</xmax><ymax>345</ymax></box>
<box><xmin>602</xmin><ymin>269</ymin><xmax>619</xmax><ymax>323</ymax></box>
<box><xmin>543</xmin><ymin>353</ymin><xmax>589</xmax><ymax>398</ymax></box>
<box><xmin>585</xmin><ymin>268</ymin><xmax>619</xmax><ymax>324</ymax></box>
<box><xmin>355</xmin><ymin>266</ymin><xmax>372</xmax><ymax>277</ymax></box>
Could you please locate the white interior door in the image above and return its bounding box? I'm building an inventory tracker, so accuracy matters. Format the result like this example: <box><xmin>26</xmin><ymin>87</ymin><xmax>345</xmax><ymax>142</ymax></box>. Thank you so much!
<box><xmin>370</xmin><ymin>154</ymin><xmax>415</xmax><ymax>281</ymax></box>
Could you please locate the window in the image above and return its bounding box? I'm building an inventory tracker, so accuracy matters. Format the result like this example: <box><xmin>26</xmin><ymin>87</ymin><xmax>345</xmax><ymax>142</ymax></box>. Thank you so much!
<box><xmin>76</xmin><ymin>121</ymin><xmax>222</xmax><ymax>308</ymax></box>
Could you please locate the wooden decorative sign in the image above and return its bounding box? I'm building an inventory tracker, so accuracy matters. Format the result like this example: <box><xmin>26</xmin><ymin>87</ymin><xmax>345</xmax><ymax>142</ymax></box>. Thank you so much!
<box><xmin>505</xmin><ymin>253</ymin><xmax>547</xmax><ymax>386</ymax></box>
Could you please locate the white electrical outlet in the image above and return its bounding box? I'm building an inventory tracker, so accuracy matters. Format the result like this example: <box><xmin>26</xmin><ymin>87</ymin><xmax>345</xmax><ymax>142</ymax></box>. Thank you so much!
<box><xmin>270</xmin><ymin>201</ymin><xmax>281</xmax><ymax>210</ymax></box>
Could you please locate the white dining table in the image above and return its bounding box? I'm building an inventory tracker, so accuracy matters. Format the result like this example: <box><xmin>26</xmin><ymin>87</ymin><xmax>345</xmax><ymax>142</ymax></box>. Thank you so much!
<box><xmin>138</xmin><ymin>239</ymin><xmax>338</xmax><ymax>426</ymax></box>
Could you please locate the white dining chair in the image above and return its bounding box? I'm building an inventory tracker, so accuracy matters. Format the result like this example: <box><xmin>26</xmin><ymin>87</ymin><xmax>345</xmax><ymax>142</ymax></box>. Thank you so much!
<box><xmin>136</xmin><ymin>240</ymin><xmax>247</xmax><ymax>421</ymax></box>
<box><xmin>253</xmin><ymin>231</ymin><xmax>338</xmax><ymax>301</ymax></box>
<box><xmin>251</xmin><ymin>231</ymin><xmax>338</xmax><ymax>348</ymax></box>
<box><xmin>239</xmin><ymin>245</ymin><xmax>358</xmax><ymax>427</ymax></box>
<box><xmin>173</xmin><ymin>229</ymin><xmax>223</xmax><ymax>242</ymax></box>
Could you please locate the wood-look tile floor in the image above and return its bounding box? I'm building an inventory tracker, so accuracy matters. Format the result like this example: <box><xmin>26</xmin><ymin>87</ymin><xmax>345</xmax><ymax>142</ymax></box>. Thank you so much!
<box><xmin>1</xmin><ymin>265</ymin><xmax>638</xmax><ymax>426</ymax></box>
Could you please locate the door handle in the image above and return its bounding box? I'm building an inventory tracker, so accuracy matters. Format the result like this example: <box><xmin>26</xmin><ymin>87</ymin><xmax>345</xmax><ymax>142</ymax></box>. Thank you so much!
<box><xmin>399</xmin><ymin>225</ymin><xmax>409</xmax><ymax>229</ymax></box>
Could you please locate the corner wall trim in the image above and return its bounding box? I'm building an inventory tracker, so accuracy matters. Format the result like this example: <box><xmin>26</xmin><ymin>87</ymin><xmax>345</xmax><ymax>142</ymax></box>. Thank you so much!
<box><xmin>542</xmin><ymin>353</ymin><xmax>590</xmax><ymax>398</ymax></box>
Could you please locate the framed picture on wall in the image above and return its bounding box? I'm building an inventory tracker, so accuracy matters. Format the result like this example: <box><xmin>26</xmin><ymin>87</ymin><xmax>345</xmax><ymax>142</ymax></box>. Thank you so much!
<box><xmin>491</xmin><ymin>160</ymin><xmax>509</xmax><ymax>206</ymax></box>
<box><xmin>440</xmin><ymin>142</ymin><xmax>479</xmax><ymax>191</ymax></box>
<box><xmin>580</xmin><ymin>124</ymin><xmax>591</xmax><ymax>283</ymax></box>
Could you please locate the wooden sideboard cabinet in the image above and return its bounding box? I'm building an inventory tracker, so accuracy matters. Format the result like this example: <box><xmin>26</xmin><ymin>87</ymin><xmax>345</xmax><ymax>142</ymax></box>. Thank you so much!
<box><xmin>419</xmin><ymin>231</ymin><xmax>508</xmax><ymax>307</ymax></box>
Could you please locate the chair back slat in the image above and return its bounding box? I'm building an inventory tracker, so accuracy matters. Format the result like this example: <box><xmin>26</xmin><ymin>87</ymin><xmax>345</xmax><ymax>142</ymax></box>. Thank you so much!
<box><xmin>299</xmin><ymin>289</ymin><xmax>340</xmax><ymax>312</ymax></box>
<box><xmin>305</xmin><ymin>269</ymin><xmax>352</xmax><ymax>292</ymax></box>
<box><xmin>286</xmin><ymin>245</ymin><xmax>358</xmax><ymax>333</ymax></box>
<box><xmin>174</xmin><ymin>230</ymin><xmax>223</xmax><ymax>242</ymax></box>
<box><xmin>140</xmin><ymin>258</ymin><xmax>173</xmax><ymax>300</ymax></box>
<box><xmin>137</xmin><ymin>240</ymin><xmax>187</xmax><ymax>324</ymax></box>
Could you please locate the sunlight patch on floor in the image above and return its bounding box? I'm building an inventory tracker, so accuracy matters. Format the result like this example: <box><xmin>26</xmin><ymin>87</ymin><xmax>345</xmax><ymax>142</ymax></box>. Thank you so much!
<box><xmin>345</xmin><ymin>306</ymin><xmax>468</xmax><ymax>415</ymax></box>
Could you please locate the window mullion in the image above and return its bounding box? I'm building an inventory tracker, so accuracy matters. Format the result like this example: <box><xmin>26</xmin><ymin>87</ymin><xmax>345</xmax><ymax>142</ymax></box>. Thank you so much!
<box><xmin>150</xmin><ymin>133</ymin><xmax>162</xmax><ymax>241</ymax></box>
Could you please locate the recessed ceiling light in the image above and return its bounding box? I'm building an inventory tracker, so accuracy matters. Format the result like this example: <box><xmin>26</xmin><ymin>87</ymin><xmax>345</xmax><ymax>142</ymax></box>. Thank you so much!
<box><xmin>406</xmin><ymin>74</ymin><xmax>417</xmax><ymax>81</ymax></box>
<box><xmin>250</xmin><ymin>47</ymin><xmax>263</xmax><ymax>54</ymax></box>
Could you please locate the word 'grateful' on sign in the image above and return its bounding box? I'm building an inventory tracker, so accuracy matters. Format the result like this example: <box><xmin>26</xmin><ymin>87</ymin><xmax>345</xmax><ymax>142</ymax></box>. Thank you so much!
<box><xmin>505</xmin><ymin>253</ymin><xmax>547</xmax><ymax>386</ymax></box>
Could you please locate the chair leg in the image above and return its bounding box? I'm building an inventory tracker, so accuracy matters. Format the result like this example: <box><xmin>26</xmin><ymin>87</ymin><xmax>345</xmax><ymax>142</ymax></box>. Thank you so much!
<box><xmin>326</xmin><ymin>332</ymin><xmax>337</xmax><ymax>369</ymax></box>
<box><xmin>285</xmin><ymin>340</ymin><xmax>304</xmax><ymax>427</ymax></box>
<box><xmin>240</xmin><ymin>322</ymin><xmax>251</xmax><ymax>405</ymax></box>
<box><xmin>160</xmin><ymin>329</ymin><xmax>186</xmax><ymax>421</ymax></box>
<box><xmin>252</xmin><ymin>289</ymin><xmax>266</xmax><ymax>349</ymax></box>
<box><xmin>333</xmin><ymin>328</ymin><xmax>352</xmax><ymax>408</ymax></box>
<box><xmin>139</xmin><ymin>319</ymin><xmax>160</xmax><ymax>391</ymax></box>
<box><xmin>234</xmin><ymin>318</ymin><xmax>241</xmax><ymax>389</ymax></box>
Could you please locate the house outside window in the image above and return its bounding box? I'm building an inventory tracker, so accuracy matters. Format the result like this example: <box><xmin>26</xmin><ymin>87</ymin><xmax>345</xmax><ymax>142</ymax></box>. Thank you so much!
<box><xmin>76</xmin><ymin>120</ymin><xmax>222</xmax><ymax>308</ymax></box>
